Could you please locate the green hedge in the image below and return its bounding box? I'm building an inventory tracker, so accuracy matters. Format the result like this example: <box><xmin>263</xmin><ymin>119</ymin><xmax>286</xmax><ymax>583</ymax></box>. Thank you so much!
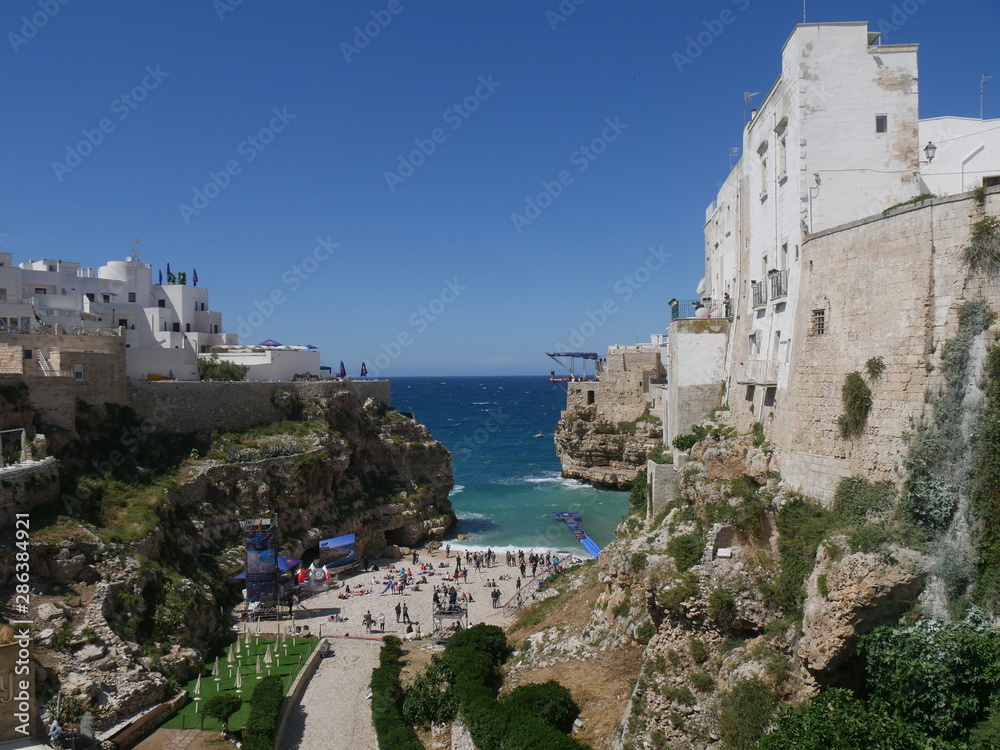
<box><xmin>371</xmin><ymin>636</ymin><xmax>423</xmax><ymax>750</ymax></box>
<box><xmin>245</xmin><ymin>675</ymin><xmax>283</xmax><ymax>740</ymax></box>
<box><xmin>503</xmin><ymin>681</ymin><xmax>580</xmax><ymax>734</ymax></box>
<box><xmin>445</xmin><ymin>624</ymin><xmax>589</xmax><ymax>750</ymax></box>
<box><xmin>240</xmin><ymin>736</ymin><xmax>272</xmax><ymax>750</ymax></box>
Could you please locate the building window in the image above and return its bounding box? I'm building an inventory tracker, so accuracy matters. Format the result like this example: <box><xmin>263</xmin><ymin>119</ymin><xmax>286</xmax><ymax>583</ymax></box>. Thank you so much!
<box><xmin>118</xmin><ymin>319</ymin><xmax>127</xmax><ymax>328</ymax></box>
<box><xmin>751</xmin><ymin>281</ymin><xmax>766</xmax><ymax>308</ymax></box>
<box><xmin>128</xmin><ymin>292</ymin><xmax>136</xmax><ymax>302</ymax></box>
<box><xmin>812</xmin><ymin>309</ymin><xmax>827</xmax><ymax>335</ymax></box>
<box><xmin>173</xmin><ymin>323</ymin><xmax>180</xmax><ymax>332</ymax></box>
<box><xmin>764</xmin><ymin>386</ymin><xmax>776</xmax><ymax>407</ymax></box>
<box><xmin>0</xmin><ymin>289</ymin><xmax>6</xmax><ymax>302</ymax></box>
<box><xmin>587</xmin><ymin>390</ymin><xmax>595</xmax><ymax>405</ymax></box>
<box><xmin>745</xmin><ymin>385</ymin><xmax>755</xmax><ymax>402</ymax></box>
<box><xmin>778</xmin><ymin>136</ymin><xmax>787</xmax><ymax>183</ymax></box>
<box><xmin>74</xmin><ymin>365</ymin><xmax>84</xmax><ymax>381</ymax></box>
<box><xmin>23</xmin><ymin>349</ymin><xmax>32</xmax><ymax>360</ymax></box>
<box><xmin>86</xmin><ymin>293</ymin><xmax>95</xmax><ymax>302</ymax></box>
<box><xmin>158</xmin><ymin>299</ymin><xmax>166</xmax><ymax>307</ymax></box>
<box><xmin>35</xmin><ymin>288</ymin><xmax>46</xmax><ymax>295</ymax></box>
<box><xmin>102</xmin><ymin>294</ymin><xmax>110</xmax><ymax>303</ymax></box>
<box><xmin>185</xmin><ymin>323</ymin><xmax>191</xmax><ymax>332</ymax></box>
<box><xmin>47</xmin><ymin>265</ymin><xmax>55</xmax><ymax>272</ymax></box>
<box><xmin>875</xmin><ymin>115</ymin><xmax>888</xmax><ymax>133</ymax></box>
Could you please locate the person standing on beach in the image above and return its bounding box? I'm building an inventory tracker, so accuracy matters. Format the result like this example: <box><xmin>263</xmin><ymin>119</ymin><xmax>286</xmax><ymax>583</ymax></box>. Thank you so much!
<box><xmin>378</xmin><ymin>613</ymin><xmax>386</xmax><ymax>632</ymax></box>
<box><xmin>395</xmin><ymin>603</ymin><xmax>401</xmax><ymax>622</ymax></box>
<box><xmin>402</xmin><ymin>603</ymin><xmax>410</xmax><ymax>623</ymax></box>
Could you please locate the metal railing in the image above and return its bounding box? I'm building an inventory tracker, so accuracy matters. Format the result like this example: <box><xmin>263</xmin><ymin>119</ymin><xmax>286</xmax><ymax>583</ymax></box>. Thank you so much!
<box><xmin>751</xmin><ymin>282</ymin><xmax>766</xmax><ymax>308</ymax></box>
<box><xmin>737</xmin><ymin>359</ymin><xmax>779</xmax><ymax>386</ymax></box>
<box><xmin>669</xmin><ymin>300</ymin><xmax>731</xmax><ymax>321</ymax></box>
<box><xmin>768</xmin><ymin>270</ymin><xmax>788</xmax><ymax>300</ymax></box>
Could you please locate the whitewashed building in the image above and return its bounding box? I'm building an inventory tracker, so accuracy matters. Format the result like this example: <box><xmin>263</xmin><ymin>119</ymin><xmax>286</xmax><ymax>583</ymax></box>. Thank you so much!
<box><xmin>0</xmin><ymin>251</ymin><xmax>236</xmax><ymax>381</ymax></box>
<box><xmin>688</xmin><ymin>21</ymin><xmax>1000</xmax><ymax>435</ymax></box>
<box><xmin>206</xmin><ymin>345</ymin><xmax>321</xmax><ymax>381</ymax></box>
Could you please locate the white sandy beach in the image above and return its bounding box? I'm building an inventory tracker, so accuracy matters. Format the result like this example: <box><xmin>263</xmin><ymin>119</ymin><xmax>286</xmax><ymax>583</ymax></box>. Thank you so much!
<box><xmin>257</xmin><ymin>545</ymin><xmax>562</xmax><ymax>750</ymax></box>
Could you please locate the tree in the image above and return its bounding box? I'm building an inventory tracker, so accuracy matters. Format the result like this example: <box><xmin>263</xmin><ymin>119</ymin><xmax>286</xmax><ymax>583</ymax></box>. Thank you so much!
<box><xmin>198</xmin><ymin>353</ymin><xmax>249</xmax><ymax>382</ymax></box>
<box><xmin>203</xmin><ymin>693</ymin><xmax>242</xmax><ymax>733</ymax></box>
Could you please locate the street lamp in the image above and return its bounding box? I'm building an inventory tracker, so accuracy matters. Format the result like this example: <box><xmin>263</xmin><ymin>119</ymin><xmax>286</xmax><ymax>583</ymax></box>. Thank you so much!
<box><xmin>922</xmin><ymin>141</ymin><xmax>937</xmax><ymax>164</ymax></box>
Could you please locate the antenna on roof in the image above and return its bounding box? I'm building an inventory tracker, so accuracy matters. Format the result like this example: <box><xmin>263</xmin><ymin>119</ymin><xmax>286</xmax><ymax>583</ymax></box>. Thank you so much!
<box><xmin>982</xmin><ymin>74</ymin><xmax>993</xmax><ymax>120</ymax></box>
<box><xmin>803</xmin><ymin>0</ymin><xmax>806</xmax><ymax>23</ymax></box>
<box><xmin>729</xmin><ymin>147</ymin><xmax>740</xmax><ymax>169</ymax></box>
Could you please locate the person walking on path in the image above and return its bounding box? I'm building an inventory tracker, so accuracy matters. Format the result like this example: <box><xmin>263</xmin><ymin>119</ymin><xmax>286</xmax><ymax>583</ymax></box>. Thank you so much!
<box><xmin>394</xmin><ymin>603</ymin><xmax>401</xmax><ymax>622</ymax></box>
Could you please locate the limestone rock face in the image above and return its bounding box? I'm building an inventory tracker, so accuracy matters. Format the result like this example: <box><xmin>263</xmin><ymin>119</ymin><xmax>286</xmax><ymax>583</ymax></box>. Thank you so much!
<box><xmin>554</xmin><ymin>414</ymin><xmax>661</xmax><ymax>489</ymax></box>
<box><xmin>21</xmin><ymin>388</ymin><xmax>455</xmax><ymax>731</ymax></box>
<box><xmin>799</xmin><ymin>541</ymin><xmax>928</xmax><ymax>674</ymax></box>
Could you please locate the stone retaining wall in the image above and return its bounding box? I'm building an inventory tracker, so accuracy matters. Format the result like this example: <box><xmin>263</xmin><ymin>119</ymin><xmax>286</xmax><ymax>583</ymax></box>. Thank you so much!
<box><xmin>128</xmin><ymin>379</ymin><xmax>392</xmax><ymax>434</ymax></box>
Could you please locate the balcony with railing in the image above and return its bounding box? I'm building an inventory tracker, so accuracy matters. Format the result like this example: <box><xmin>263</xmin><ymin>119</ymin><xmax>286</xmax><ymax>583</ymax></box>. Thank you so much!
<box><xmin>736</xmin><ymin>359</ymin><xmax>779</xmax><ymax>386</ymax></box>
<box><xmin>751</xmin><ymin>282</ymin><xmax>767</xmax><ymax>309</ymax></box>
<box><xmin>669</xmin><ymin>299</ymin><xmax>732</xmax><ymax>321</ymax></box>
<box><xmin>768</xmin><ymin>270</ymin><xmax>788</xmax><ymax>301</ymax></box>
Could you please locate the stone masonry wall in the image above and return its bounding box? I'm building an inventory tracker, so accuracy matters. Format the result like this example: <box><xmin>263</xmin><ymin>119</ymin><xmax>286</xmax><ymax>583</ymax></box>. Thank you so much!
<box><xmin>774</xmin><ymin>189</ymin><xmax>1000</xmax><ymax>502</ymax></box>
<box><xmin>128</xmin><ymin>379</ymin><xmax>392</xmax><ymax>435</ymax></box>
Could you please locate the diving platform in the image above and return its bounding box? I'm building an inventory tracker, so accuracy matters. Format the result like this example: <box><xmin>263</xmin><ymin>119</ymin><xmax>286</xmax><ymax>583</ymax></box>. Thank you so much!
<box><xmin>546</xmin><ymin>352</ymin><xmax>600</xmax><ymax>392</ymax></box>
<box><xmin>553</xmin><ymin>511</ymin><xmax>602</xmax><ymax>557</ymax></box>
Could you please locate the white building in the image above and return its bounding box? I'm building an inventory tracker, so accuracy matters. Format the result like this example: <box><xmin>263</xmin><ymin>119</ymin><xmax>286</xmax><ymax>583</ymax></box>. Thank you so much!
<box><xmin>206</xmin><ymin>345</ymin><xmax>321</xmax><ymax>381</ymax></box>
<box><xmin>692</xmin><ymin>21</ymin><xmax>1000</xmax><ymax>428</ymax></box>
<box><xmin>918</xmin><ymin>116</ymin><xmax>1000</xmax><ymax>196</ymax></box>
<box><xmin>0</xmin><ymin>251</ymin><xmax>237</xmax><ymax>381</ymax></box>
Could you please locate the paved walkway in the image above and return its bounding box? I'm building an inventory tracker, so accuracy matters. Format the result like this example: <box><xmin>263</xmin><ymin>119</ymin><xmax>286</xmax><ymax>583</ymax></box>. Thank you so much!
<box><xmin>282</xmin><ymin>638</ymin><xmax>380</xmax><ymax>750</ymax></box>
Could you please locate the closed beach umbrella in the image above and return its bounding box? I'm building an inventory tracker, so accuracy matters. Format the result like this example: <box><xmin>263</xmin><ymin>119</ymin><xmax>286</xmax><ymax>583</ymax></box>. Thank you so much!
<box><xmin>235</xmin><ymin>668</ymin><xmax>243</xmax><ymax>695</ymax></box>
<box><xmin>193</xmin><ymin>674</ymin><xmax>202</xmax><ymax>711</ymax></box>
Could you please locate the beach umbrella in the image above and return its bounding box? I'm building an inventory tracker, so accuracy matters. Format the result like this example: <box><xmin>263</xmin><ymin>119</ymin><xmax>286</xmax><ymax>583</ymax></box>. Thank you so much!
<box><xmin>235</xmin><ymin>668</ymin><xmax>243</xmax><ymax>695</ymax></box>
<box><xmin>212</xmin><ymin>657</ymin><xmax>220</xmax><ymax>683</ymax></box>
<box><xmin>264</xmin><ymin>644</ymin><xmax>273</xmax><ymax>666</ymax></box>
<box><xmin>193</xmin><ymin>674</ymin><xmax>202</xmax><ymax>712</ymax></box>
<box><xmin>255</xmin><ymin>655</ymin><xmax>263</xmax><ymax>680</ymax></box>
<box><xmin>235</xmin><ymin>637</ymin><xmax>242</xmax><ymax>656</ymax></box>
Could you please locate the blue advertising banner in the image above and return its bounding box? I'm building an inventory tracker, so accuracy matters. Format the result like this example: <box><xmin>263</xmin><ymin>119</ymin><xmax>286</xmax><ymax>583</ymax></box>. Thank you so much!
<box><xmin>319</xmin><ymin>533</ymin><xmax>356</xmax><ymax>568</ymax></box>
<box><xmin>245</xmin><ymin>525</ymin><xmax>278</xmax><ymax>603</ymax></box>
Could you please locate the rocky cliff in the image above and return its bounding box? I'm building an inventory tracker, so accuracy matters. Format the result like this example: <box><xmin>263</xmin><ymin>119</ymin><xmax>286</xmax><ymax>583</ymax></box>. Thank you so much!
<box><xmin>0</xmin><ymin>386</ymin><xmax>454</xmax><ymax>730</ymax></box>
<box><xmin>516</xmin><ymin>413</ymin><xmax>933</xmax><ymax>748</ymax></box>
<box><xmin>554</xmin><ymin>407</ymin><xmax>662</xmax><ymax>489</ymax></box>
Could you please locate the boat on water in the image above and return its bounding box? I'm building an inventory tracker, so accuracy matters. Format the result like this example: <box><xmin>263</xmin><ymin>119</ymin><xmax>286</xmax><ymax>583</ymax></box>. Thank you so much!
<box><xmin>534</xmin><ymin>431</ymin><xmax>545</xmax><ymax>438</ymax></box>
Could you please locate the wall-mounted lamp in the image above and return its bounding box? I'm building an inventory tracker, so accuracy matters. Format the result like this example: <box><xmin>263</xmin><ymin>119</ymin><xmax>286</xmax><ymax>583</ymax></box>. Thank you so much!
<box><xmin>922</xmin><ymin>141</ymin><xmax>937</xmax><ymax>164</ymax></box>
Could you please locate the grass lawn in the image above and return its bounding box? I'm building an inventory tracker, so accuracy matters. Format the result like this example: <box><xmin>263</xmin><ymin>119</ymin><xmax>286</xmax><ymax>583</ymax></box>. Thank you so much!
<box><xmin>162</xmin><ymin>635</ymin><xmax>317</xmax><ymax>733</ymax></box>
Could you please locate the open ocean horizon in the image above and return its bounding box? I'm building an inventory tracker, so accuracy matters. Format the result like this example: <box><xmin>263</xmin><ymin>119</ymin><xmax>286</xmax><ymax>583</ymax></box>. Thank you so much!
<box><xmin>391</xmin><ymin>376</ymin><xmax>630</xmax><ymax>557</ymax></box>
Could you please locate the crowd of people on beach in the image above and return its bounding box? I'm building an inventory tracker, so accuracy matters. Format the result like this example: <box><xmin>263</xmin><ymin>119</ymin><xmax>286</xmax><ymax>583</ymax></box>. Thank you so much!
<box><xmin>307</xmin><ymin>545</ymin><xmax>570</xmax><ymax>644</ymax></box>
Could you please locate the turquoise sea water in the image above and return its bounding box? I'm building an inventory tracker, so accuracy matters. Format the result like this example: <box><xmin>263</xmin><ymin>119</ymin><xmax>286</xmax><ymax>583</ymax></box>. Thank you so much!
<box><xmin>391</xmin><ymin>376</ymin><xmax>629</xmax><ymax>557</ymax></box>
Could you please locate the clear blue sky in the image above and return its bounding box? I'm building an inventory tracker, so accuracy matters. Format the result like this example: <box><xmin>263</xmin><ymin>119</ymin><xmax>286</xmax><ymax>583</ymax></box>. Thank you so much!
<box><xmin>3</xmin><ymin>1</ymin><xmax>997</xmax><ymax>376</ymax></box>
